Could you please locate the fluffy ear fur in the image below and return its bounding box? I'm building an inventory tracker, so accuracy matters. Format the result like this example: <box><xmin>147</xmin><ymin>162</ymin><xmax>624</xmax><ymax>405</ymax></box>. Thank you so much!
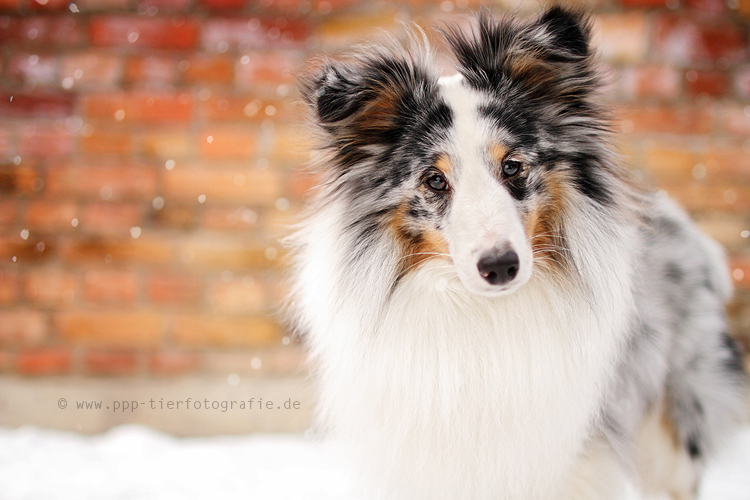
<box><xmin>300</xmin><ymin>51</ymin><xmax>440</xmax><ymax>169</ymax></box>
<box><xmin>443</xmin><ymin>6</ymin><xmax>596</xmax><ymax>102</ymax></box>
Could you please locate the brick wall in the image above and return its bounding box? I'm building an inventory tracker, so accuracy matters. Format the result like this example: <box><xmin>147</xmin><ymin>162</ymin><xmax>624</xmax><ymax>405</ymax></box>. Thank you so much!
<box><xmin>0</xmin><ymin>0</ymin><xmax>748</xmax><ymax>380</ymax></box>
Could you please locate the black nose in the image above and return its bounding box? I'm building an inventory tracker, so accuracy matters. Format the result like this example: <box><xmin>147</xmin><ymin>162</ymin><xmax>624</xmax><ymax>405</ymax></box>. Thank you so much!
<box><xmin>477</xmin><ymin>250</ymin><xmax>519</xmax><ymax>286</ymax></box>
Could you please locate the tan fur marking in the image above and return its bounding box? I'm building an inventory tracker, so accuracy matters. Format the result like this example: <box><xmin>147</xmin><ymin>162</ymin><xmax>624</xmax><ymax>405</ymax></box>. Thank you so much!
<box><xmin>635</xmin><ymin>398</ymin><xmax>699</xmax><ymax>500</ymax></box>
<box><xmin>489</xmin><ymin>143</ymin><xmax>507</xmax><ymax>165</ymax></box>
<box><xmin>434</xmin><ymin>154</ymin><xmax>452</xmax><ymax>177</ymax></box>
<box><xmin>390</xmin><ymin>202</ymin><xmax>449</xmax><ymax>278</ymax></box>
<box><xmin>525</xmin><ymin>170</ymin><xmax>568</xmax><ymax>272</ymax></box>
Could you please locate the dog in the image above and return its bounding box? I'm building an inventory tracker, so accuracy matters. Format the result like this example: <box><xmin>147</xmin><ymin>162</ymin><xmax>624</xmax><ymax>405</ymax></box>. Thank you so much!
<box><xmin>287</xmin><ymin>7</ymin><xmax>748</xmax><ymax>500</ymax></box>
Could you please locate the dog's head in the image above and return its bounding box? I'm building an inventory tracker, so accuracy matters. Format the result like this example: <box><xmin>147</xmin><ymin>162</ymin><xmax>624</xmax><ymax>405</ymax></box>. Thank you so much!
<box><xmin>302</xmin><ymin>7</ymin><xmax>615</xmax><ymax>297</ymax></box>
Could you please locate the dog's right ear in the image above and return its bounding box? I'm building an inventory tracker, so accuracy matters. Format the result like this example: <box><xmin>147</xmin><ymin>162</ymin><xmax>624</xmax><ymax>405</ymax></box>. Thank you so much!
<box><xmin>303</xmin><ymin>62</ymin><xmax>369</xmax><ymax>125</ymax></box>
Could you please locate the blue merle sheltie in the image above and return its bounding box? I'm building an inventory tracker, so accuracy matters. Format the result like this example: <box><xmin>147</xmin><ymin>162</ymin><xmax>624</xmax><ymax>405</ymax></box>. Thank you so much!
<box><xmin>287</xmin><ymin>6</ymin><xmax>748</xmax><ymax>500</ymax></box>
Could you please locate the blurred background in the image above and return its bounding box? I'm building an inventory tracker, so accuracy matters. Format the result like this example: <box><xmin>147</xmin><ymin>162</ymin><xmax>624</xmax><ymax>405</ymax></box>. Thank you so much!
<box><xmin>0</xmin><ymin>0</ymin><xmax>748</xmax><ymax>436</ymax></box>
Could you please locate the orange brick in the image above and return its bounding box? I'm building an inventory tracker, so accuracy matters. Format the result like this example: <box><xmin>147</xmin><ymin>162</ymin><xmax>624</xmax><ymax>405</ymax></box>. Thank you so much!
<box><xmin>84</xmin><ymin>350</ymin><xmax>137</xmax><ymax>375</ymax></box>
<box><xmin>202</xmin><ymin>346</ymin><xmax>306</xmax><ymax>375</ymax></box>
<box><xmin>24</xmin><ymin>269</ymin><xmax>77</xmax><ymax>305</ymax></box>
<box><xmin>666</xmin><ymin>183</ymin><xmax>750</xmax><ymax>213</ymax></box>
<box><xmin>182</xmin><ymin>238</ymin><xmax>278</xmax><ymax>269</ymax></box>
<box><xmin>0</xmin><ymin>269</ymin><xmax>18</xmax><ymax>304</ymax></box>
<box><xmin>0</xmin><ymin>310</ymin><xmax>47</xmax><ymax>346</ymax></box>
<box><xmin>60</xmin><ymin>52</ymin><xmax>123</xmax><ymax>88</ymax></box>
<box><xmin>173</xmin><ymin>315</ymin><xmax>280</xmax><ymax>348</ymax></box>
<box><xmin>0</xmin><ymin>162</ymin><xmax>41</xmax><ymax>195</ymax></box>
<box><xmin>80</xmin><ymin>128</ymin><xmax>133</xmax><ymax>155</ymax></box>
<box><xmin>703</xmin><ymin>148</ymin><xmax>750</xmax><ymax>180</ymax></box>
<box><xmin>124</xmin><ymin>56</ymin><xmax>177</xmax><ymax>86</ymax></box>
<box><xmin>148</xmin><ymin>350</ymin><xmax>200</xmax><ymax>375</ymax></box>
<box><xmin>62</xmin><ymin>237</ymin><xmax>174</xmax><ymax>266</ymax></box>
<box><xmin>147</xmin><ymin>273</ymin><xmax>202</xmax><ymax>305</ymax></box>
<box><xmin>17</xmin><ymin>347</ymin><xmax>72</xmax><ymax>376</ymax></box>
<box><xmin>314</xmin><ymin>11</ymin><xmax>402</xmax><ymax>50</ymax></box>
<box><xmin>202</xmin><ymin>95</ymin><xmax>298</xmax><ymax>122</ymax></box>
<box><xmin>183</xmin><ymin>55</ymin><xmax>233</xmax><ymax>84</ymax></box>
<box><xmin>201</xmin><ymin>206</ymin><xmax>259</xmax><ymax>231</ymax></box>
<box><xmin>729</xmin><ymin>257</ymin><xmax>750</xmax><ymax>290</ymax></box>
<box><xmin>163</xmin><ymin>164</ymin><xmax>280</xmax><ymax>204</ymax></box>
<box><xmin>207</xmin><ymin>275</ymin><xmax>266</xmax><ymax>314</ymax></box>
<box><xmin>593</xmin><ymin>12</ymin><xmax>649</xmax><ymax>64</ymax></box>
<box><xmin>84</xmin><ymin>93</ymin><xmax>192</xmax><ymax>123</ymax></box>
<box><xmin>148</xmin><ymin>203</ymin><xmax>196</xmax><ymax>230</ymax></box>
<box><xmin>616</xmin><ymin>105</ymin><xmax>713</xmax><ymax>136</ymax></box>
<box><xmin>138</xmin><ymin>129</ymin><xmax>193</xmax><ymax>158</ymax></box>
<box><xmin>0</xmin><ymin>235</ymin><xmax>56</xmax><ymax>264</ymax></box>
<box><xmin>198</xmin><ymin>127</ymin><xmax>258</xmax><ymax>159</ymax></box>
<box><xmin>25</xmin><ymin>201</ymin><xmax>78</xmax><ymax>231</ymax></box>
<box><xmin>82</xmin><ymin>203</ymin><xmax>145</xmax><ymax>233</ymax></box>
<box><xmin>83</xmin><ymin>269</ymin><xmax>138</xmax><ymax>304</ymax></box>
<box><xmin>722</xmin><ymin>105</ymin><xmax>750</xmax><ymax>135</ymax></box>
<box><xmin>267</xmin><ymin>124</ymin><xmax>315</xmax><ymax>164</ymax></box>
<box><xmin>695</xmin><ymin>213</ymin><xmax>750</xmax><ymax>251</ymax></box>
<box><xmin>235</xmin><ymin>51</ymin><xmax>301</xmax><ymax>90</ymax></box>
<box><xmin>56</xmin><ymin>311</ymin><xmax>163</xmax><ymax>347</ymax></box>
<box><xmin>46</xmin><ymin>161</ymin><xmax>157</xmax><ymax>200</ymax></box>
<box><xmin>645</xmin><ymin>148</ymin><xmax>697</xmax><ymax>184</ymax></box>
<box><xmin>685</xmin><ymin>70</ymin><xmax>730</xmax><ymax>97</ymax></box>
<box><xmin>0</xmin><ymin>200</ymin><xmax>18</xmax><ymax>227</ymax></box>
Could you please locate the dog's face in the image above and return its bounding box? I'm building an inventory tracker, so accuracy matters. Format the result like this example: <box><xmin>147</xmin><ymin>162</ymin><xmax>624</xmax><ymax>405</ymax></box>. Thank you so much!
<box><xmin>303</xmin><ymin>7</ymin><xmax>612</xmax><ymax>297</ymax></box>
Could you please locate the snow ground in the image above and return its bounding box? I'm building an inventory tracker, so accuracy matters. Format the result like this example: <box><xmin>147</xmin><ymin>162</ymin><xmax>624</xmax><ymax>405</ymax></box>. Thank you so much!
<box><xmin>0</xmin><ymin>425</ymin><xmax>749</xmax><ymax>500</ymax></box>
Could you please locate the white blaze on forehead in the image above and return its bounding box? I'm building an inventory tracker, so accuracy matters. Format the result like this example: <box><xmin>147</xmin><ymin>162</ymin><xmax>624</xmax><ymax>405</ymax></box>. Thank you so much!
<box><xmin>436</xmin><ymin>74</ymin><xmax>533</xmax><ymax>296</ymax></box>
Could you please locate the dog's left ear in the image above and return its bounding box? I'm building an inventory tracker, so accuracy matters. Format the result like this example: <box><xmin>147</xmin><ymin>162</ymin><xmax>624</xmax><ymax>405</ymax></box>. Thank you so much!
<box><xmin>533</xmin><ymin>6</ymin><xmax>591</xmax><ymax>59</ymax></box>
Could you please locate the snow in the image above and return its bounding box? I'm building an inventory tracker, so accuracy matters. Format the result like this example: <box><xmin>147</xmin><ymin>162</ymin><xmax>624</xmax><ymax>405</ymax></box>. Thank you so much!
<box><xmin>0</xmin><ymin>425</ymin><xmax>748</xmax><ymax>500</ymax></box>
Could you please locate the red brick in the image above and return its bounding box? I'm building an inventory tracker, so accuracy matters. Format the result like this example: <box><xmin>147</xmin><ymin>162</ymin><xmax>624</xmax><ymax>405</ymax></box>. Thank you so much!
<box><xmin>173</xmin><ymin>315</ymin><xmax>280</xmax><ymax>348</ymax></box>
<box><xmin>0</xmin><ymin>200</ymin><xmax>18</xmax><ymax>227</ymax></box>
<box><xmin>60</xmin><ymin>52</ymin><xmax>123</xmax><ymax>88</ymax></box>
<box><xmin>82</xmin><ymin>203</ymin><xmax>145</xmax><ymax>233</ymax></box>
<box><xmin>163</xmin><ymin>164</ymin><xmax>280</xmax><ymax>204</ymax></box>
<box><xmin>182</xmin><ymin>55</ymin><xmax>234</xmax><ymax>84</ymax></box>
<box><xmin>200</xmin><ymin>0</ymin><xmax>246</xmax><ymax>9</ymax></box>
<box><xmin>683</xmin><ymin>0</ymin><xmax>728</xmax><ymax>16</ymax></box>
<box><xmin>6</xmin><ymin>53</ymin><xmax>58</xmax><ymax>87</ymax></box>
<box><xmin>616</xmin><ymin>105</ymin><xmax>713</xmax><ymax>135</ymax></box>
<box><xmin>84</xmin><ymin>351</ymin><xmax>138</xmax><ymax>375</ymax></box>
<box><xmin>618</xmin><ymin>0</ymin><xmax>666</xmax><ymax>6</ymax></box>
<box><xmin>46</xmin><ymin>161</ymin><xmax>158</xmax><ymax>200</ymax></box>
<box><xmin>25</xmin><ymin>201</ymin><xmax>78</xmax><ymax>230</ymax></box>
<box><xmin>148</xmin><ymin>350</ymin><xmax>200</xmax><ymax>375</ymax></box>
<box><xmin>147</xmin><ymin>273</ymin><xmax>202</xmax><ymax>305</ymax></box>
<box><xmin>77</xmin><ymin>0</ymin><xmax>130</xmax><ymax>9</ymax></box>
<box><xmin>268</xmin><ymin>124</ymin><xmax>315</xmax><ymax>164</ymax></box>
<box><xmin>0</xmin><ymin>350</ymin><xmax>15</xmax><ymax>373</ymax></box>
<box><xmin>138</xmin><ymin>129</ymin><xmax>192</xmax><ymax>158</ymax></box>
<box><xmin>17</xmin><ymin>347</ymin><xmax>72</xmax><ymax>375</ymax></box>
<box><xmin>0</xmin><ymin>268</ymin><xmax>19</xmax><ymax>304</ymax></box>
<box><xmin>685</xmin><ymin>70</ymin><xmax>730</xmax><ymax>97</ymax></box>
<box><xmin>56</xmin><ymin>311</ymin><xmax>163</xmax><ymax>347</ymax></box>
<box><xmin>703</xmin><ymin>147</ymin><xmax>750</xmax><ymax>180</ymax></box>
<box><xmin>182</xmin><ymin>238</ymin><xmax>278</xmax><ymax>269</ymax></box>
<box><xmin>201</xmin><ymin>17</ymin><xmax>310</xmax><ymax>52</ymax></box>
<box><xmin>80</xmin><ymin>128</ymin><xmax>133</xmax><ymax>155</ymax></box>
<box><xmin>125</xmin><ymin>56</ymin><xmax>178</xmax><ymax>86</ymax></box>
<box><xmin>0</xmin><ymin>0</ymin><xmax>21</xmax><ymax>8</ymax></box>
<box><xmin>0</xmin><ymin>17</ymin><xmax>85</xmax><ymax>47</ymax></box>
<box><xmin>62</xmin><ymin>237</ymin><xmax>173</xmax><ymax>265</ymax></box>
<box><xmin>136</xmin><ymin>0</ymin><xmax>192</xmax><ymax>12</ymax></box>
<box><xmin>83</xmin><ymin>269</ymin><xmax>138</xmax><ymax>304</ymax></box>
<box><xmin>89</xmin><ymin>16</ymin><xmax>198</xmax><ymax>50</ymax></box>
<box><xmin>85</xmin><ymin>93</ymin><xmax>192</xmax><ymax>123</ymax></box>
<box><xmin>314</xmin><ymin>10</ymin><xmax>401</xmax><ymax>50</ymax></box>
<box><xmin>30</xmin><ymin>0</ymin><xmax>74</xmax><ymax>10</ymax></box>
<box><xmin>0</xmin><ymin>93</ymin><xmax>76</xmax><ymax>119</ymax></box>
<box><xmin>20</xmin><ymin>122</ymin><xmax>74</xmax><ymax>157</ymax></box>
<box><xmin>620</xmin><ymin>65</ymin><xmax>681</xmax><ymax>100</ymax></box>
<box><xmin>0</xmin><ymin>162</ymin><xmax>40</xmax><ymax>195</ymax></box>
<box><xmin>653</xmin><ymin>15</ymin><xmax>748</xmax><ymax>66</ymax></box>
<box><xmin>24</xmin><ymin>269</ymin><xmax>77</xmax><ymax>305</ymax></box>
<box><xmin>0</xmin><ymin>235</ymin><xmax>56</xmax><ymax>264</ymax></box>
<box><xmin>0</xmin><ymin>311</ymin><xmax>47</xmax><ymax>346</ymax></box>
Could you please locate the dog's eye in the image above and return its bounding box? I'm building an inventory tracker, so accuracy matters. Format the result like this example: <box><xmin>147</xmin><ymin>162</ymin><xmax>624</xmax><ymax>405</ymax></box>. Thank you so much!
<box><xmin>501</xmin><ymin>159</ymin><xmax>522</xmax><ymax>178</ymax></box>
<box><xmin>425</xmin><ymin>173</ymin><xmax>449</xmax><ymax>192</ymax></box>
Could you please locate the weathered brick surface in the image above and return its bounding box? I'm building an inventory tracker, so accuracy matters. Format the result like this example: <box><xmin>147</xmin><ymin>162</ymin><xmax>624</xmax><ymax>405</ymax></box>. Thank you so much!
<box><xmin>0</xmin><ymin>0</ymin><xmax>747</xmax><ymax>379</ymax></box>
